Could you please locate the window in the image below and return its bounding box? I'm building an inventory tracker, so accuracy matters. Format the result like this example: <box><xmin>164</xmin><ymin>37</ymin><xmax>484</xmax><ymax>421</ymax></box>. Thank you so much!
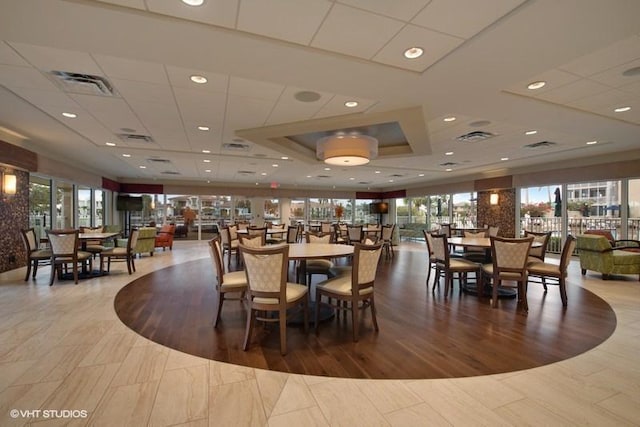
<box><xmin>264</xmin><ymin>199</ymin><xmax>280</xmax><ymax>222</ymax></box>
<box><xmin>29</xmin><ymin>176</ymin><xmax>51</xmax><ymax>241</ymax></box>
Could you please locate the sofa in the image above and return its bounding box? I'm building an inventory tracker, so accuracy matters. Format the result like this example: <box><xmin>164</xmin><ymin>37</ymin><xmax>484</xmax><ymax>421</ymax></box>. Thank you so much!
<box><xmin>576</xmin><ymin>234</ymin><xmax>640</xmax><ymax>280</ymax></box>
<box><xmin>155</xmin><ymin>224</ymin><xmax>175</xmax><ymax>251</ymax></box>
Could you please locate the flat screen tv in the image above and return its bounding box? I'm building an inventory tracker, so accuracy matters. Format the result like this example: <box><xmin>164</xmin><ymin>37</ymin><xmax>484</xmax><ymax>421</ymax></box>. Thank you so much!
<box><xmin>116</xmin><ymin>195</ymin><xmax>143</xmax><ymax>211</ymax></box>
<box><xmin>370</xmin><ymin>202</ymin><xmax>389</xmax><ymax>214</ymax></box>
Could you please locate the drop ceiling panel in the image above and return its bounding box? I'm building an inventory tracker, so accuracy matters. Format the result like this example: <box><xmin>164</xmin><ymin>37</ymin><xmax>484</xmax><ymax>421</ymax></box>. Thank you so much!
<box><xmin>225</xmin><ymin>94</ymin><xmax>275</xmax><ymax>129</ymax></box>
<box><xmin>568</xmin><ymin>89</ymin><xmax>635</xmax><ymax>111</ymax></box>
<box><xmin>228</xmin><ymin>76</ymin><xmax>284</xmax><ymax>100</ymax></box>
<box><xmin>173</xmin><ymin>87</ymin><xmax>227</xmax><ymax>122</ymax></box>
<box><xmin>311</xmin><ymin>4</ymin><xmax>405</xmax><ymax>60</ymax></box>
<box><xmin>145</xmin><ymin>0</ymin><xmax>238</xmax><ymax>29</ymax></box>
<box><xmin>111</xmin><ymin>79</ymin><xmax>174</xmax><ymax>104</ymax></box>
<box><xmin>265</xmin><ymin>86</ymin><xmax>332</xmax><ymax>125</ymax></box>
<box><xmin>0</xmin><ymin>65</ymin><xmax>59</xmax><ymax>90</ymax></box>
<box><xmin>165</xmin><ymin>66</ymin><xmax>229</xmax><ymax>93</ymax></box>
<box><xmin>0</xmin><ymin>42</ymin><xmax>30</xmax><ymax>66</ymax></box>
<box><xmin>589</xmin><ymin>59</ymin><xmax>640</xmax><ymax>88</ymax></box>
<box><xmin>95</xmin><ymin>0</ymin><xmax>146</xmax><ymax>10</ymax></box>
<box><xmin>237</xmin><ymin>0</ymin><xmax>331</xmax><ymax>45</ymax></box>
<box><xmin>506</xmin><ymin>68</ymin><xmax>582</xmax><ymax>96</ymax></box>
<box><xmin>8</xmin><ymin>42</ymin><xmax>103</xmax><ymax>75</ymax></box>
<box><xmin>10</xmin><ymin>86</ymin><xmax>79</xmax><ymax>109</ymax></box>
<box><xmin>314</xmin><ymin>95</ymin><xmax>376</xmax><ymax>119</ymax></box>
<box><xmin>536</xmin><ymin>79</ymin><xmax>610</xmax><ymax>104</ymax></box>
<box><xmin>93</xmin><ymin>54</ymin><xmax>169</xmax><ymax>84</ymax></box>
<box><xmin>339</xmin><ymin>0</ymin><xmax>430</xmax><ymax>22</ymax></box>
<box><xmin>411</xmin><ymin>0</ymin><xmax>525</xmax><ymax>39</ymax></box>
<box><xmin>70</xmin><ymin>94</ymin><xmax>146</xmax><ymax>133</ymax></box>
<box><xmin>372</xmin><ymin>24</ymin><xmax>464</xmax><ymax>72</ymax></box>
<box><xmin>558</xmin><ymin>35</ymin><xmax>640</xmax><ymax>77</ymax></box>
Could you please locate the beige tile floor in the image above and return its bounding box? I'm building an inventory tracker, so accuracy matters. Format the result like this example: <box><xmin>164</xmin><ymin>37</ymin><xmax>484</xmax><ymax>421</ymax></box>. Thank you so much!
<box><xmin>1</xmin><ymin>241</ymin><xmax>639</xmax><ymax>426</ymax></box>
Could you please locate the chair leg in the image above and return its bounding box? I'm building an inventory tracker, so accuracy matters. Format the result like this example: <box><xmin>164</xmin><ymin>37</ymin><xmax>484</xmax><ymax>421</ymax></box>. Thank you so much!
<box><xmin>370</xmin><ymin>296</ymin><xmax>379</xmax><ymax>332</ymax></box>
<box><xmin>314</xmin><ymin>290</ymin><xmax>321</xmax><ymax>334</ymax></box>
<box><xmin>351</xmin><ymin>298</ymin><xmax>359</xmax><ymax>342</ymax></box>
<box><xmin>25</xmin><ymin>260</ymin><xmax>32</xmax><ymax>281</ymax></box>
<box><xmin>213</xmin><ymin>290</ymin><xmax>224</xmax><ymax>328</ymax></box>
<box><xmin>426</xmin><ymin>261</ymin><xmax>432</xmax><ymax>287</ymax></box>
<box><xmin>49</xmin><ymin>263</ymin><xmax>56</xmax><ymax>286</ymax></box>
<box><xmin>559</xmin><ymin>277</ymin><xmax>568</xmax><ymax>307</ymax></box>
<box><xmin>243</xmin><ymin>308</ymin><xmax>256</xmax><ymax>351</ymax></box>
<box><xmin>279</xmin><ymin>307</ymin><xmax>287</xmax><ymax>355</ymax></box>
<box><xmin>33</xmin><ymin>261</ymin><xmax>39</xmax><ymax>279</ymax></box>
<box><xmin>302</xmin><ymin>298</ymin><xmax>309</xmax><ymax>334</ymax></box>
<box><xmin>126</xmin><ymin>256</ymin><xmax>133</xmax><ymax>275</ymax></box>
<box><xmin>542</xmin><ymin>277</ymin><xmax>548</xmax><ymax>291</ymax></box>
<box><xmin>519</xmin><ymin>281</ymin><xmax>528</xmax><ymax>312</ymax></box>
<box><xmin>491</xmin><ymin>278</ymin><xmax>499</xmax><ymax>308</ymax></box>
<box><xmin>73</xmin><ymin>264</ymin><xmax>79</xmax><ymax>284</ymax></box>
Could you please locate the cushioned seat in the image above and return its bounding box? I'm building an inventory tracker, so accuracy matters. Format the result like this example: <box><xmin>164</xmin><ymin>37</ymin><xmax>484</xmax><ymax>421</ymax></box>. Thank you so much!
<box><xmin>577</xmin><ymin>234</ymin><xmax>640</xmax><ymax>280</ymax></box>
<box><xmin>155</xmin><ymin>224</ymin><xmax>175</xmax><ymax>251</ymax></box>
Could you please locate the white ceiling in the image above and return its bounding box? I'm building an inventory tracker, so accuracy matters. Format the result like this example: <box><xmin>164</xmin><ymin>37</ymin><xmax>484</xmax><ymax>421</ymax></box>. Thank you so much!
<box><xmin>0</xmin><ymin>0</ymin><xmax>639</xmax><ymax>191</ymax></box>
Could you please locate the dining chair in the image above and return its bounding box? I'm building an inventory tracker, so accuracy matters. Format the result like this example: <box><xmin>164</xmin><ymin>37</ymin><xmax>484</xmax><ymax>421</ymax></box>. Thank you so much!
<box><xmin>315</xmin><ymin>242</ymin><xmax>383</xmax><ymax>342</ymax></box>
<box><xmin>431</xmin><ymin>234</ymin><xmax>481</xmax><ymax>296</ymax></box>
<box><xmin>266</xmin><ymin>223</ymin><xmax>286</xmax><ymax>245</ymax></box>
<box><xmin>482</xmin><ymin>236</ymin><xmax>534</xmax><ymax>311</ymax></box>
<box><xmin>240</xmin><ymin>243</ymin><xmax>308</xmax><ymax>355</ymax></box>
<box><xmin>422</xmin><ymin>230</ymin><xmax>438</xmax><ymax>288</ymax></box>
<box><xmin>220</xmin><ymin>225</ymin><xmax>239</xmax><ymax>267</ymax></box>
<box><xmin>333</xmin><ymin>223</ymin><xmax>348</xmax><ymax>244</ymax></box>
<box><xmin>46</xmin><ymin>229</ymin><xmax>93</xmax><ymax>285</ymax></box>
<box><xmin>208</xmin><ymin>236</ymin><xmax>248</xmax><ymax>328</ymax></box>
<box><xmin>527</xmin><ymin>235</ymin><xmax>576</xmax><ymax>307</ymax></box>
<box><xmin>347</xmin><ymin>225</ymin><xmax>364</xmax><ymax>245</ymax></box>
<box><xmin>302</xmin><ymin>231</ymin><xmax>335</xmax><ymax>285</ymax></box>
<box><xmin>462</xmin><ymin>229</ymin><xmax>489</xmax><ymax>262</ymax></box>
<box><xmin>366</xmin><ymin>223</ymin><xmax>382</xmax><ymax>240</ymax></box>
<box><xmin>239</xmin><ymin>231</ymin><xmax>266</xmax><ymax>247</ymax></box>
<box><xmin>381</xmin><ymin>224</ymin><xmax>395</xmax><ymax>259</ymax></box>
<box><xmin>20</xmin><ymin>228</ymin><xmax>51</xmax><ymax>281</ymax></box>
<box><xmin>80</xmin><ymin>226</ymin><xmax>106</xmax><ymax>258</ymax></box>
<box><xmin>320</xmin><ymin>222</ymin><xmax>333</xmax><ymax>234</ymax></box>
<box><xmin>524</xmin><ymin>230</ymin><xmax>552</xmax><ymax>263</ymax></box>
<box><xmin>99</xmin><ymin>228</ymin><xmax>139</xmax><ymax>275</ymax></box>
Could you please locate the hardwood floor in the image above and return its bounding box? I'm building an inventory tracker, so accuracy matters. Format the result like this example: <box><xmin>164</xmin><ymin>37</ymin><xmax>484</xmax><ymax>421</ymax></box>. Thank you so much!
<box><xmin>114</xmin><ymin>244</ymin><xmax>616</xmax><ymax>379</ymax></box>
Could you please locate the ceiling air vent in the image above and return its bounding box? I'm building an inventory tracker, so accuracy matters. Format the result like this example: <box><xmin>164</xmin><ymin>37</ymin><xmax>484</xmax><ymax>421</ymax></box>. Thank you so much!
<box><xmin>147</xmin><ymin>158</ymin><xmax>171</xmax><ymax>164</ymax></box>
<box><xmin>439</xmin><ymin>161</ymin><xmax>458</xmax><ymax>167</ymax></box>
<box><xmin>237</xmin><ymin>170</ymin><xmax>255</xmax><ymax>176</ymax></box>
<box><xmin>389</xmin><ymin>174</ymin><xmax>404</xmax><ymax>178</ymax></box>
<box><xmin>118</xmin><ymin>133</ymin><xmax>154</xmax><ymax>143</ymax></box>
<box><xmin>160</xmin><ymin>171</ymin><xmax>180</xmax><ymax>175</ymax></box>
<box><xmin>223</xmin><ymin>142</ymin><xmax>251</xmax><ymax>151</ymax></box>
<box><xmin>317</xmin><ymin>175</ymin><xmax>331</xmax><ymax>179</ymax></box>
<box><xmin>456</xmin><ymin>131</ymin><xmax>496</xmax><ymax>142</ymax></box>
<box><xmin>524</xmin><ymin>141</ymin><xmax>557</xmax><ymax>150</ymax></box>
<box><xmin>358</xmin><ymin>181</ymin><xmax>372</xmax><ymax>185</ymax></box>
<box><xmin>48</xmin><ymin>71</ymin><xmax>116</xmax><ymax>96</ymax></box>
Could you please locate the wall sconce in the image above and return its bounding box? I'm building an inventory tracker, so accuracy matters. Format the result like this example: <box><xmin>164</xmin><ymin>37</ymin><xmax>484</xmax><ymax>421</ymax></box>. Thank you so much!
<box><xmin>2</xmin><ymin>170</ymin><xmax>17</xmax><ymax>196</ymax></box>
<box><xmin>490</xmin><ymin>193</ymin><xmax>499</xmax><ymax>205</ymax></box>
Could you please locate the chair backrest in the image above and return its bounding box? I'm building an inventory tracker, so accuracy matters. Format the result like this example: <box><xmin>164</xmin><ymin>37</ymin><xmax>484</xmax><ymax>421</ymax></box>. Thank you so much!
<box><xmin>525</xmin><ymin>230</ymin><xmax>551</xmax><ymax>260</ymax></box>
<box><xmin>382</xmin><ymin>224</ymin><xmax>394</xmax><ymax>241</ymax></box>
<box><xmin>47</xmin><ymin>229</ymin><xmax>79</xmax><ymax>257</ymax></box>
<box><xmin>464</xmin><ymin>230</ymin><xmax>487</xmax><ymax>238</ymax></box>
<box><xmin>286</xmin><ymin>226</ymin><xmax>298</xmax><ymax>243</ymax></box>
<box><xmin>21</xmin><ymin>228</ymin><xmax>38</xmax><ymax>253</ymax></box>
<box><xmin>208</xmin><ymin>236</ymin><xmax>225</xmax><ymax>282</ymax></box>
<box><xmin>439</xmin><ymin>224</ymin><xmax>452</xmax><ymax>237</ymax></box>
<box><xmin>320</xmin><ymin>222</ymin><xmax>333</xmax><ymax>233</ymax></box>
<box><xmin>248</xmin><ymin>227</ymin><xmax>267</xmax><ymax>238</ymax></box>
<box><xmin>352</xmin><ymin>242</ymin><xmax>383</xmax><ymax>293</ymax></box>
<box><xmin>488</xmin><ymin>226</ymin><xmax>499</xmax><ymax>237</ymax></box>
<box><xmin>126</xmin><ymin>228</ymin><xmax>140</xmax><ymax>252</ymax></box>
<box><xmin>240</xmin><ymin>243</ymin><xmax>289</xmax><ymax>299</ymax></box>
<box><xmin>347</xmin><ymin>225</ymin><xmax>363</xmax><ymax>244</ymax></box>
<box><xmin>490</xmin><ymin>236</ymin><xmax>533</xmax><ymax>276</ymax></box>
<box><xmin>270</xmin><ymin>223</ymin><xmax>285</xmax><ymax>238</ymax></box>
<box><xmin>559</xmin><ymin>235</ymin><xmax>577</xmax><ymax>274</ymax></box>
<box><xmin>228</xmin><ymin>224</ymin><xmax>239</xmax><ymax>240</ymax></box>
<box><xmin>306</xmin><ymin>231</ymin><xmax>332</xmax><ymax>244</ymax></box>
<box><xmin>239</xmin><ymin>233</ymin><xmax>266</xmax><ymax>247</ymax></box>
<box><xmin>423</xmin><ymin>230</ymin><xmax>434</xmax><ymax>256</ymax></box>
<box><xmin>429</xmin><ymin>234</ymin><xmax>450</xmax><ymax>265</ymax></box>
<box><xmin>236</xmin><ymin>222</ymin><xmax>249</xmax><ymax>231</ymax></box>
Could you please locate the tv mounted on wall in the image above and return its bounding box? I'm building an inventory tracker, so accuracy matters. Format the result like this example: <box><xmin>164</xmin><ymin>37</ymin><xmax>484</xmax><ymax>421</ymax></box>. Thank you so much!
<box><xmin>370</xmin><ymin>202</ymin><xmax>389</xmax><ymax>214</ymax></box>
<box><xmin>116</xmin><ymin>195</ymin><xmax>143</xmax><ymax>211</ymax></box>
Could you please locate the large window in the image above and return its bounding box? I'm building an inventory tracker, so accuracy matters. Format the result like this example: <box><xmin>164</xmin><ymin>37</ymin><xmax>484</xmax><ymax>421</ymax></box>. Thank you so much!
<box><xmin>452</xmin><ymin>192</ymin><xmax>477</xmax><ymax>228</ymax></box>
<box><xmin>264</xmin><ymin>199</ymin><xmax>280</xmax><ymax>223</ymax></box>
<box><xmin>55</xmin><ymin>181</ymin><xmax>74</xmax><ymax>229</ymax></box>
<box><xmin>629</xmin><ymin>179</ymin><xmax>640</xmax><ymax>240</ymax></box>
<box><xmin>77</xmin><ymin>186</ymin><xmax>92</xmax><ymax>228</ymax></box>
<box><xmin>29</xmin><ymin>176</ymin><xmax>51</xmax><ymax>241</ymax></box>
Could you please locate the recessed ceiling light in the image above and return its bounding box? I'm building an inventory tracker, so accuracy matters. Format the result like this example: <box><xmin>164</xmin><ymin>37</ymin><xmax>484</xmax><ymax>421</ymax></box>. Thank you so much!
<box><xmin>501</xmin><ymin>157</ymin><xmax>509</xmax><ymax>161</ymax></box>
<box><xmin>261</xmin><ymin>172</ymin><xmax>267</xmax><ymax>176</ymax></box>
<box><xmin>388</xmin><ymin>179</ymin><xmax>394</xmax><ymax>183</ymax></box>
<box><xmin>272</xmin><ymin>164</ymin><xmax>279</xmax><ymax>167</ymax></box>
<box><xmin>280</xmin><ymin>156</ymin><xmax>289</xmax><ymax>160</ymax></box>
<box><xmin>586</xmin><ymin>140</ymin><xmax>598</xmax><ymax>145</ymax></box>
<box><xmin>374</xmin><ymin>170</ymin><xmax>381</xmax><ymax>174</ymax></box>
<box><xmin>344</xmin><ymin>101</ymin><xmax>358</xmax><ymax>108</ymax></box>
<box><xmin>182</xmin><ymin>0</ymin><xmax>204</xmax><ymax>5</ymax></box>
<box><xmin>404</xmin><ymin>47</ymin><xmax>424</xmax><ymax>59</ymax></box>
<box><xmin>614</xmin><ymin>106</ymin><xmax>631</xmax><ymax>112</ymax></box>
<box><xmin>139</xmin><ymin>165</ymin><xmax>146</xmax><ymax>169</ymax></box>
<box><xmin>443</xmin><ymin>116</ymin><xmax>456</xmax><ymax>122</ymax></box>
<box><xmin>445</xmin><ymin>168</ymin><xmax>453</xmax><ymax>172</ymax></box>
<box><xmin>349</xmin><ymin>177</ymin><xmax>355</xmax><ymax>180</ymax></box>
<box><xmin>527</xmin><ymin>81</ymin><xmax>546</xmax><ymax>90</ymax></box>
<box><xmin>445</xmin><ymin>151</ymin><xmax>454</xmax><ymax>156</ymax></box>
<box><xmin>203</xmin><ymin>159</ymin><xmax>211</xmax><ymax>163</ymax></box>
<box><xmin>190</xmin><ymin>75</ymin><xmax>207</xmax><ymax>84</ymax></box>
<box><xmin>418</xmin><ymin>173</ymin><xmax>425</xmax><ymax>177</ymax></box>
<box><xmin>62</xmin><ymin>112</ymin><xmax>77</xmax><ymax>118</ymax></box>
<box><xmin>198</xmin><ymin>126</ymin><xmax>209</xmax><ymax>131</ymax></box>
<box><xmin>306</xmin><ymin>175</ymin><xmax>312</xmax><ymax>178</ymax></box>
<box><xmin>525</xmin><ymin>130</ymin><xmax>538</xmax><ymax>135</ymax></box>
<box><xmin>105</xmin><ymin>142</ymin><xmax>116</xmax><ymax>147</ymax></box>
<box><xmin>205</xmin><ymin>169</ymin><xmax>211</xmax><ymax>172</ymax></box>
<box><xmin>122</xmin><ymin>154</ymin><xmax>131</xmax><ymax>157</ymax></box>
<box><xmin>324</xmin><ymin>167</ymin><xmax>331</xmax><ymax>171</ymax></box>
<box><xmin>201</xmin><ymin>149</ymin><xmax>210</xmax><ymax>153</ymax></box>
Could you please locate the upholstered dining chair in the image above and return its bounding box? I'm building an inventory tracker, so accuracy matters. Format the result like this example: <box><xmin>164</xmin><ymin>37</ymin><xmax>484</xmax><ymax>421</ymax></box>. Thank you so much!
<box><xmin>347</xmin><ymin>225</ymin><xmax>364</xmax><ymax>245</ymax></box>
<box><xmin>20</xmin><ymin>228</ymin><xmax>51</xmax><ymax>281</ymax></box>
<box><xmin>266</xmin><ymin>223</ymin><xmax>286</xmax><ymax>245</ymax></box>
<box><xmin>527</xmin><ymin>235</ymin><xmax>576</xmax><ymax>307</ymax></box>
<box><xmin>462</xmin><ymin>229</ymin><xmax>489</xmax><ymax>262</ymax></box>
<box><xmin>381</xmin><ymin>224</ymin><xmax>395</xmax><ymax>259</ymax></box>
<box><xmin>315</xmin><ymin>242</ymin><xmax>383</xmax><ymax>342</ymax></box>
<box><xmin>80</xmin><ymin>226</ymin><xmax>106</xmax><ymax>258</ymax></box>
<box><xmin>524</xmin><ymin>230</ymin><xmax>552</xmax><ymax>263</ymax></box>
<box><xmin>239</xmin><ymin>231</ymin><xmax>266</xmax><ymax>248</ymax></box>
<box><xmin>208</xmin><ymin>236</ymin><xmax>248</xmax><ymax>328</ymax></box>
<box><xmin>423</xmin><ymin>230</ymin><xmax>438</xmax><ymax>287</ymax></box>
<box><xmin>302</xmin><ymin>231</ymin><xmax>335</xmax><ymax>285</ymax></box>
<box><xmin>239</xmin><ymin>243</ymin><xmax>308</xmax><ymax>355</ymax></box>
<box><xmin>99</xmin><ymin>228</ymin><xmax>139</xmax><ymax>275</ymax></box>
<box><xmin>431</xmin><ymin>233</ymin><xmax>481</xmax><ymax>296</ymax></box>
<box><xmin>482</xmin><ymin>236</ymin><xmax>534</xmax><ymax>311</ymax></box>
<box><xmin>46</xmin><ymin>229</ymin><xmax>93</xmax><ymax>285</ymax></box>
<box><xmin>286</xmin><ymin>225</ymin><xmax>299</xmax><ymax>243</ymax></box>
<box><xmin>220</xmin><ymin>225</ymin><xmax>239</xmax><ymax>267</ymax></box>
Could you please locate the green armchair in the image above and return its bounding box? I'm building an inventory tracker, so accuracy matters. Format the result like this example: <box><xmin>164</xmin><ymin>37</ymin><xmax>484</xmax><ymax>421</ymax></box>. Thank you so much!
<box><xmin>118</xmin><ymin>227</ymin><xmax>156</xmax><ymax>257</ymax></box>
<box><xmin>576</xmin><ymin>234</ymin><xmax>640</xmax><ymax>280</ymax></box>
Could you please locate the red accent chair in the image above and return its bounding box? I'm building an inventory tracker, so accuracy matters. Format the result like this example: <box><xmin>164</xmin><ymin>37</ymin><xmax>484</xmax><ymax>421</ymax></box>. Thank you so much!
<box><xmin>155</xmin><ymin>224</ymin><xmax>175</xmax><ymax>251</ymax></box>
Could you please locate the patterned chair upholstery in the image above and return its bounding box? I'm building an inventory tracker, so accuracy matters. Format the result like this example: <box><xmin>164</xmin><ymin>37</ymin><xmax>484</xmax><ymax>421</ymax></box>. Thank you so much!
<box><xmin>577</xmin><ymin>234</ymin><xmax>640</xmax><ymax>280</ymax></box>
<box><xmin>208</xmin><ymin>236</ymin><xmax>247</xmax><ymax>328</ymax></box>
<box><xmin>119</xmin><ymin>227</ymin><xmax>156</xmax><ymax>257</ymax></box>
<box><xmin>20</xmin><ymin>228</ymin><xmax>52</xmax><ymax>281</ymax></box>
<box><xmin>46</xmin><ymin>229</ymin><xmax>93</xmax><ymax>285</ymax></box>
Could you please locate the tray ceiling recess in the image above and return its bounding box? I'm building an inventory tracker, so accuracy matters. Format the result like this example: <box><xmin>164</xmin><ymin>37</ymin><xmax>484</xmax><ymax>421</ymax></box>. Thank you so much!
<box><xmin>235</xmin><ymin>107</ymin><xmax>431</xmax><ymax>165</ymax></box>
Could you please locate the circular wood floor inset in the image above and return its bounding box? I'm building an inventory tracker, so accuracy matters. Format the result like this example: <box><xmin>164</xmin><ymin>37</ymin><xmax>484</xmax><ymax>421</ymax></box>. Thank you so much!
<box><xmin>114</xmin><ymin>249</ymin><xmax>616</xmax><ymax>379</ymax></box>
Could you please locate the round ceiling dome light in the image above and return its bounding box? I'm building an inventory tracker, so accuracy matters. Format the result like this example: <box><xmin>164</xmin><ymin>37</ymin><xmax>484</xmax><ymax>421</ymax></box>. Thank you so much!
<box><xmin>404</xmin><ymin>47</ymin><xmax>424</xmax><ymax>59</ymax></box>
<box><xmin>527</xmin><ymin>81</ymin><xmax>546</xmax><ymax>90</ymax></box>
<box><xmin>294</xmin><ymin>91</ymin><xmax>321</xmax><ymax>102</ymax></box>
<box><xmin>344</xmin><ymin>101</ymin><xmax>359</xmax><ymax>108</ymax></box>
<box><xmin>182</xmin><ymin>0</ymin><xmax>204</xmax><ymax>6</ymax></box>
<box><xmin>443</xmin><ymin>116</ymin><xmax>456</xmax><ymax>122</ymax></box>
<box><xmin>190</xmin><ymin>75</ymin><xmax>207</xmax><ymax>84</ymax></box>
<box><xmin>614</xmin><ymin>106</ymin><xmax>631</xmax><ymax>113</ymax></box>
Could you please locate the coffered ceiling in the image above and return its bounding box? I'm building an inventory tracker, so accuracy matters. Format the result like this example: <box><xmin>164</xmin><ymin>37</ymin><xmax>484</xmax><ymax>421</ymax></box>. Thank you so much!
<box><xmin>0</xmin><ymin>0</ymin><xmax>639</xmax><ymax>191</ymax></box>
